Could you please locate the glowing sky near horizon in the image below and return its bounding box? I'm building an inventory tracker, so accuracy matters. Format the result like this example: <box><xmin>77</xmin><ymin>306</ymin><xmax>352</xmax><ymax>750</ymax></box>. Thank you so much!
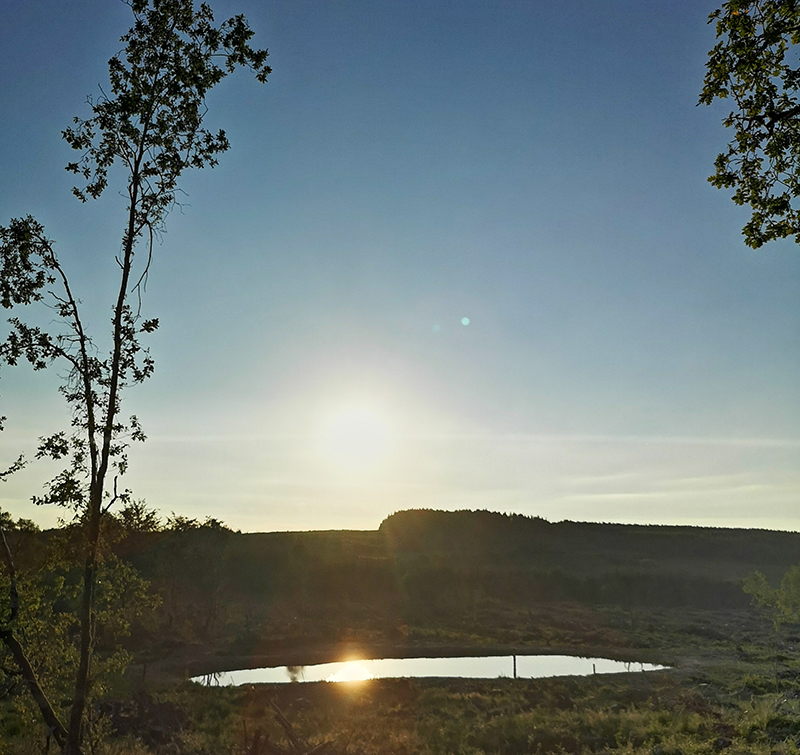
<box><xmin>0</xmin><ymin>0</ymin><xmax>798</xmax><ymax>532</ymax></box>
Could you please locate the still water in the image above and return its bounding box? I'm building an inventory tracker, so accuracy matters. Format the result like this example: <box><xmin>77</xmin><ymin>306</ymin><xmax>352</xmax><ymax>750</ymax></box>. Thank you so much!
<box><xmin>194</xmin><ymin>655</ymin><xmax>666</xmax><ymax>686</ymax></box>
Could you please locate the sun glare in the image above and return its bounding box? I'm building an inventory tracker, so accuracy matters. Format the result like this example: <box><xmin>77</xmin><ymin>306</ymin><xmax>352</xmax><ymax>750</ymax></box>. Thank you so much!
<box><xmin>326</xmin><ymin>661</ymin><xmax>374</xmax><ymax>683</ymax></box>
<box><xmin>321</xmin><ymin>405</ymin><xmax>393</xmax><ymax>472</ymax></box>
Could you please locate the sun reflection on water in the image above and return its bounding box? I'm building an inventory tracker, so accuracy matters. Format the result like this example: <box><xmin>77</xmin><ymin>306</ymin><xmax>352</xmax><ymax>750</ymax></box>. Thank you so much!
<box><xmin>326</xmin><ymin>661</ymin><xmax>374</xmax><ymax>683</ymax></box>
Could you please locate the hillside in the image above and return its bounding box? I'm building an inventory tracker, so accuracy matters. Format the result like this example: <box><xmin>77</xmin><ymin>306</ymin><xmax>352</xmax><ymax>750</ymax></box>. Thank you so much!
<box><xmin>84</xmin><ymin>508</ymin><xmax>798</xmax><ymax>673</ymax></box>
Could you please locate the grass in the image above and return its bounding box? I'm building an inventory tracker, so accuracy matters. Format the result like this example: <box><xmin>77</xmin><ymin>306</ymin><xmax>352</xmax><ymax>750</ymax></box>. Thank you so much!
<box><xmin>121</xmin><ymin>664</ymin><xmax>798</xmax><ymax>755</ymax></box>
<box><xmin>1</xmin><ymin>596</ymin><xmax>798</xmax><ymax>753</ymax></box>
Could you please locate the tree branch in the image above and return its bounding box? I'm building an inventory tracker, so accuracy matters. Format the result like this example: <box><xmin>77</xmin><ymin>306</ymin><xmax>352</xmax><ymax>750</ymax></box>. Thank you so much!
<box><xmin>0</xmin><ymin>527</ymin><xmax>68</xmax><ymax>750</ymax></box>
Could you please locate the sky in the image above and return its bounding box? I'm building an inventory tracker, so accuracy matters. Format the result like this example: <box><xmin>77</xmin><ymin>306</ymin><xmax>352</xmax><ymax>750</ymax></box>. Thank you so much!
<box><xmin>0</xmin><ymin>0</ymin><xmax>798</xmax><ymax>533</ymax></box>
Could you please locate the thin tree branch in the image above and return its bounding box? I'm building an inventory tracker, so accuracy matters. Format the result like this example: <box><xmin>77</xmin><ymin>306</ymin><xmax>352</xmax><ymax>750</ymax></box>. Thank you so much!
<box><xmin>0</xmin><ymin>527</ymin><xmax>69</xmax><ymax>750</ymax></box>
<box><xmin>0</xmin><ymin>528</ymin><xmax>18</xmax><ymax>624</ymax></box>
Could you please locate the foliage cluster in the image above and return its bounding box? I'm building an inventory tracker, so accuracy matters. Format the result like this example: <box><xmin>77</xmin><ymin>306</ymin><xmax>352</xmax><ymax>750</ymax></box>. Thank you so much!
<box><xmin>701</xmin><ymin>0</ymin><xmax>800</xmax><ymax>246</ymax></box>
<box><xmin>0</xmin><ymin>510</ymin><xmax>158</xmax><ymax>751</ymax></box>
<box><xmin>744</xmin><ymin>566</ymin><xmax>800</xmax><ymax>631</ymax></box>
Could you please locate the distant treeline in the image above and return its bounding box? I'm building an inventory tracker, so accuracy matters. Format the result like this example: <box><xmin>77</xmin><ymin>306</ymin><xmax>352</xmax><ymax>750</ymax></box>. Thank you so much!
<box><xmin>6</xmin><ymin>508</ymin><xmax>796</xmax><ymax>654</ymax></box>
<box><xmin>379</xmin><ymin>509</ymin><xmax>800</xmax><ymax>612</ymax></box>
<box><xmin>84</xmin><ymin>508</ymin><xmax>797</xmax><ymax>650</ymax></box>
<box><xmin>381</xmin><ymin>509</ymin><xmax>800</xmax><ymax>580</ymax></box>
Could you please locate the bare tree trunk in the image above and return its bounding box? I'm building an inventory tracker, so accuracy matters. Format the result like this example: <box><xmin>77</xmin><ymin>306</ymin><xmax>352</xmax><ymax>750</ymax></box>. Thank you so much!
<box><xmin>65</xmin><ymin>506</ymin><xmax>101</xmax><ymax>754</ymax></box>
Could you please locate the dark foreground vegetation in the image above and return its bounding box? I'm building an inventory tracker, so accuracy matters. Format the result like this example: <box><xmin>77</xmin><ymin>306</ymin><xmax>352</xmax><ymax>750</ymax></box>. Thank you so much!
<box><xmin>1</xmin><ymin>507</ymin><xmax>799</xmax><ymax>753</ymax></box>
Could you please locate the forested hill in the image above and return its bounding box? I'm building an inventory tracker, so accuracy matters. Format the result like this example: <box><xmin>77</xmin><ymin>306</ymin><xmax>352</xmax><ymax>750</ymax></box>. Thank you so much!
<box><xmin>21</xmin><ymin>507</ymin><xmax>791</xmax><ymax>661</ymax></box>
<box><xmin>105</xmin><ymin>509</ymin><xmax>800</xmax><ymax>642</ymax></box>
<box><xmin>379</xmin><ymin>509</ymin><xmax>800</xmax><ymax>582</ymax></box>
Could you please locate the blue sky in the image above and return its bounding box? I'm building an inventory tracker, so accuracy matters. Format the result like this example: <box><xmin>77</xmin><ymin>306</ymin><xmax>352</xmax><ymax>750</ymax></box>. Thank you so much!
<box><xmin>1</xmin><ymin>0</ymin><xmax>798</xmax><ymax>532</ymax></box>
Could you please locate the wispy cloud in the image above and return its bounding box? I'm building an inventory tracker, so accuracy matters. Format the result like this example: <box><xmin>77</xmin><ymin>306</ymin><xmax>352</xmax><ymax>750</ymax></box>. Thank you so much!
<box><xmin>136</xmin><ymin>433</ymin><xmax>800</xmax><ymax>448</ymax></box>
<box><xmin>417</xmin><ymin>434</ymin><xmax>800</xmax><ymax>448</ymax></box>
<box><xmin>562</xmin><ymin>485</ymin><xmax>778</xmax><ymax>502</ymax></box>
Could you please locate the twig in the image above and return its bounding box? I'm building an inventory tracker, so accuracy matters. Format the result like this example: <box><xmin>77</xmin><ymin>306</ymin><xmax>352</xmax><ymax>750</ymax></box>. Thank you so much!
<box><xmin>0</xmin><ymin>528</ymin><xmax>18</xmax><ymax>623</ymax></box>
<box><xmin>269</xmin><ymin>700</ymin><xmax>306</xmax><ymax>754</ymax></box>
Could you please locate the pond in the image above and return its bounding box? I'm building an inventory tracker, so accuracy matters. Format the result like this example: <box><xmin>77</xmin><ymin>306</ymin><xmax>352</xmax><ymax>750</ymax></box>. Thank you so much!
<box><xmin>194</xmin><ymin>655</ymin><xmax>666</xmax><ymax>686</ymax></box>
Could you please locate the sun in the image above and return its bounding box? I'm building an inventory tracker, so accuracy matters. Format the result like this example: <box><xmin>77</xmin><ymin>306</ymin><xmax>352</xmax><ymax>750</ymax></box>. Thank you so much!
<box><xmin>321</xmin><ymin>405</ymin><xmax>393</xmax><ymax>472</ymax></box>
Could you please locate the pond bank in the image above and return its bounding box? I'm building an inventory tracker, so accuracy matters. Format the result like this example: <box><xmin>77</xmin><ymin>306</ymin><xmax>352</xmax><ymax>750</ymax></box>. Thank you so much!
<box><xmin>141</xmin><ymin>640</ymin><xmax>676</xmax><ymax>684</ymax></box>
<box><xmin>194</xmin><ymin>653</ymin><xmax>668</xmax><ymax>686</ymax></box>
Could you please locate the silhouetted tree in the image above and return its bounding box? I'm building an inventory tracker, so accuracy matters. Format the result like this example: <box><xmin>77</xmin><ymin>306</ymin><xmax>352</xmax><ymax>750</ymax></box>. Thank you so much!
<box><xmin>701</xmin><ymin>0</ymin><xmax>800</xmax><ymax>247</ymax></box>
<box><xmin>0</xmin><ymin>1</ymin><xmax>270</xmax><ymax>751</ymax></box>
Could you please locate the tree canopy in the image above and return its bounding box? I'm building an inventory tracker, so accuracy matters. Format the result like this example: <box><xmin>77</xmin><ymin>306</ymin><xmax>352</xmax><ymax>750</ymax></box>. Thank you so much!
<box><xmin>701</xmin><ymin>0</ymin><xmax>800</xmax><ymax>248</ymax></box>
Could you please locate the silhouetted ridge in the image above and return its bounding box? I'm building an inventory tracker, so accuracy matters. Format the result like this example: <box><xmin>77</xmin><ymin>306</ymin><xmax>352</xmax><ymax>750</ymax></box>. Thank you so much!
<box><xmin>379</xmin><ymin>509</ymin><xmax>800</xmax><ymax>574</ymax></box>
<box><xmin>375</xmin><ymin>509</ymin><xmax>800</xmax><ymax>610</ymax></box>
<box><xmin>19</xmin><ymin>507</ymin><xmax>792</xmax><ymax>653</ymax></box>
